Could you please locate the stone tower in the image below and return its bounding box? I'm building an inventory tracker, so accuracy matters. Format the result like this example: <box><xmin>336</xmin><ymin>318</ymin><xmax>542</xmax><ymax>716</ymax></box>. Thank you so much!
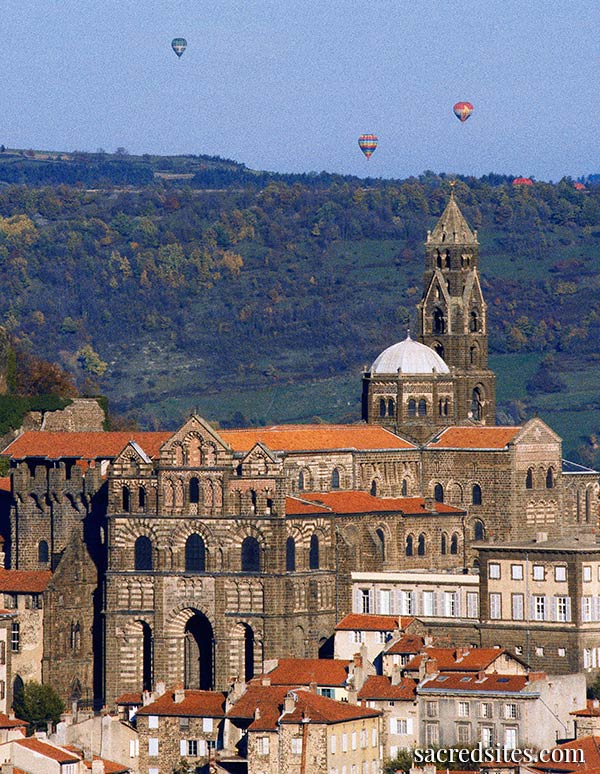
<box><xmin>417</xmin><ymin>188</ymin><xmax>496</xmax><ymax>425</ymax></box>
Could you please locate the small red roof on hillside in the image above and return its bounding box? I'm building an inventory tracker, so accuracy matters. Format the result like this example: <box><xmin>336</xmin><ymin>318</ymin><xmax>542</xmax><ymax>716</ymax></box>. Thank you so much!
<box><xmin>0</xmin><ymin>568</ymin><xmax>52</xmax><ymax>593</ymax></box>
<box><xmin>136</xmin><ymin>689</ymin><xmax>227</xmax><ymax>718</ymax></box>
<box><xmin>14</xmin><ymin>737</ymin><xmax>80</xmax><ymax>763</ymax></box>
<box><xmin>2</xmin><ymin>431</ymin><xmax>172</xmax><ymax>461</ymax></box>
<box><xmin>358</xmin><ymin>675</ymin><xmax>417</xmax><ymax>701</ymax></box>
<box><xmin>262</xmin><ymin>658</ymin><xmax>350</xmax><ymax>687</ymax></box>
<box><xmin>427</xmin><ymin>426</ymin><xmax>520</xmax><ymax>450</ymax></box>
<box><xmin>287</xmin><ymin>491</ymin><xmax>463</xmax><ymax>515</ymax></box>
<box><xmin>336</xmin><ymin>614</ymin><xmax>413</xmax><ymax>631</ymax></box>
<box><xmin>420</xmin><ymin>672</ymin><xmax>529</xmax><ymax>693</ymax></box>
<box><xmin>220</xmin><ymin>424</ymin><xmax>415</xmax><ymax>452</ymax></box>
<box><xmin>385</xmin><ymin>634</ymin><xmax>425</xmax><ymax>655</ymax></box>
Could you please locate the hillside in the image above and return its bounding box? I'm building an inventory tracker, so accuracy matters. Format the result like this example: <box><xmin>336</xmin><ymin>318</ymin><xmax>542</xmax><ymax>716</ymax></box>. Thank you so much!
<box><xmin>0</xmin><ymin>149</ymin><xmax>599</xmax><ymax>464</ymax></box>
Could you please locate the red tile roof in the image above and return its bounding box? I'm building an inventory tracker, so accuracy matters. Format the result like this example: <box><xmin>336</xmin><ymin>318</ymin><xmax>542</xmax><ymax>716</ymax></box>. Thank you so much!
<box><xmin>0</xmin><ymin>569</ymin><xmax>52</xmax><ymax>593</ymax></box>
<box><xmin>0</xmin><ymin>478</ymin><xmax>9</xmax><ymax>493</ymax></box>
<box><xmin>335</xmin><ymin>614</ymin><xmax>410</xmax><ymax>632</ymax></box>
<box><xmin>528</xmin><ymin>736</ymin><xmax>600</xmax><ymax>774</ymax></box>
<box><xmin>261</xmin><ymin>658</ymin><xmax>350</xmax><ymax>687</ymax></box>
<box><xmin>220</xmin><ymin>425</ymin><xmax>415</xmax><ymax>452</ymax></box>
<box><xmin>115</xmin><ymin>692</ymin><xmax>143</xmax><ymax>706</ymax></box>
<box><xmin>136</xmin><ymin>689</ymin><xmax>227</xmax><ymax>718</ymax></box>
<box><xmin>572</xmin><ymin>700</ymin><xmax>600</xmax><ymax>717</ymax></box>
<box><xmin>0</xmin><ymin>712</ymin><xmax>26</xmax><ymax>729</ymax></box>
<box><xmin>420</xmin><ymin>672</ymin><xmax>529</xmax><ymax>693</ymax></box>
<box><xmin>2</xmin><ymin>431</ymin><xmax>172</xmax><ymax>461</ymax></box>
<box><xmin>14</xmin><ymin>737</ymin><xmax>80</xmax><ymax>763</ymax></box>
<box><xmin>358</xmin><ymin>675</ymin><xmax>417</xmax><ymax>701</ymax></box>
<box><xmin>385</xmin><ymin>634</ymin><xmax>425</xmax><ymax>655</ymax></box>
<box><xmin>426</xmin><ymin>426</ymin><xmax>521</xmax><ymax>450</ymax></box>
<box><xmin>84</xmin><ymin>756</ymin><xmax>130</xmax><ymax>773</ymax></box>
<box><xmin>404</xmin><ymin>647</ymin><xmax>510</xmax><ymax>672</ymax></box>
<box><xmin>287</xmin><ymin>491</ymin><xmax>464</xmax><ymax>515</ymax></box>
<box><xmin>228</xmin><ymin>684</ymin><xmax>379</xmax><ymax>730</ymax></box>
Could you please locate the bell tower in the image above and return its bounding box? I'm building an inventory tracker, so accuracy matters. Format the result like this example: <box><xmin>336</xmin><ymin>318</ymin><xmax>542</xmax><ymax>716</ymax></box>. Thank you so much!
<box><xmin>417</xmin><ymin>187</ymin><xmax>496</xmax><ymax>424</ymax></box>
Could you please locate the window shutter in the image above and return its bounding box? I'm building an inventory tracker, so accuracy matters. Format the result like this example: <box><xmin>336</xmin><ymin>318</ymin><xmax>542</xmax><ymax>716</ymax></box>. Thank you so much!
<box><xmin>390</xmin><ymin>718</ymin><xmax>396</xmax><ymax>733</ymax></box>
<box><xmin>551</xmin><ymin>596</ymin><xmax>557</xmax><ymax>622</ymax></box>
<box><xmin>397</xmin><ymin>590</ymin><xmax>404</xmax><ymax>614</ymax></box>
<box><xmin>368</xmin><ymin>589</ymin><xmax>375</xmax><ymax>613</ymax></box>
<box><xmin>406</xmin><ymin>718</ymin><xmax>413</xmax><ymax>734</ymax></box>
<box><xmin>454</xmin><ymin>593</ymin><xmax>460</xmax><ymax>618</ymax></box>
<box><xmin>180</xmin><ymin>740</ymin><xmax>187</xmax><ymax>756</ymax></box>
<box><xmin>355</xmin><ymin>588</ymin><xmax>361</xmax><ymax>613</ymax></box>
<box><xmin>376</xmin><ymin>590</ymin><xmax>382</xmax><ymax>614</ymax></box>
<box><xmin>410</xmin><ymin>590</ymin><xmax>417</xmax><ymax>614</ymax></box>
<box><xmin>529</xmin><ymin>596</ymin><xmax>536</xmax><ymax>620</ymax></box>
<box><xmin>199</xmin><ymin>739</ymin><xmax>207</xmax><ymax>756</ymax></box>
<box><xmin>566</xmin><ymin>597</ymin><xmax>572</xmax><ymax>622</ymax></box>
<box><xmin>544</xmin><ymin>595</ymin><xmax>550</xmax><ymax>621</ymax></box>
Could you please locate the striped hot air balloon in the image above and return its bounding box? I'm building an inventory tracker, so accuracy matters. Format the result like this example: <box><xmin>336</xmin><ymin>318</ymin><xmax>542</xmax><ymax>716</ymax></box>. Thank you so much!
<box><xmin>171</xmin><ymin>38</ymin><xmax>187</xmax><ymax>58</ymax></box>
<box><xmin>453</xmin><ymin>102</ymin><xmax>474</xmax><ymax>122</ymax></box>
<box><xmin>358</xmin><ymin>134</ymin><xmax>378</xmax><ymax>159</ymax></box>
<box><xmin>512</xmin><ymin>177</ymin><xmax>533</xmax><ymax>186</ymax></box>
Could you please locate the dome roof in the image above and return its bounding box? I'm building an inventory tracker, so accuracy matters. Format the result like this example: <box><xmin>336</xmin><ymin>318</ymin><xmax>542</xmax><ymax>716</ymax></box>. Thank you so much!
<box><xmin>370</xmin><ymin>334</ymin><xmax>450</xmax><ymax>375</ymax></box>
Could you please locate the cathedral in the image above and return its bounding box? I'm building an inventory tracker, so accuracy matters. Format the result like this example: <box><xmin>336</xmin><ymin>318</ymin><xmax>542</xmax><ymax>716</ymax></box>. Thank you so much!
<box><xmin>1</xmin><ymin>192</ymin><xmax>597</xmax><ymax>708</ymax></box>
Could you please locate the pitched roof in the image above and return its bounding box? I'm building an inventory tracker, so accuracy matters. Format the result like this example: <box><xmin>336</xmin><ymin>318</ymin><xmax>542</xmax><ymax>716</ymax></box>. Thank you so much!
<box><xmin>0</xmin><ymin>478</ymin><xmax>10</xmax><ymax>493</ymax></box>
<box><xmin>262</xmin><ymin>658</ymin><xmax>350</xmax><ymax>687</ymax></box>
<box><xmin>562</xmin><ymin>459</ymin><xmax>599</xmax><ymax>475</ymax></box>
<box><xmin>335</xmin><ymin>614</ymin><xmax>411</xmax><ymax>632</ymax></box>
<box><xmin>2</xmin><ymin>431</ymin><xmax>172</xmax><ymax>461</ymax></box>
<box><xmin>0</xmin><ymin>569</ymin><xmax>52</xmax><ymax>593</ymax></box>
<box><xmin>219</xmin><ymin>425</ymin><xmax>415</xmax><ymax>453</ymax></box>
<box><xmin>571</xmin><ymin>700</ymin><xmax>600</xmax><ymax>717</ymax></box>
<box><xmin>14</xmin><ymin>737</ymin><xmax>80</xmax><ymax>763</ymax></box>
<box><xmin>528</xmin><ymin>736</ymin><xmax>600</xmax><ymax>774</ymax></box>
<box><xmin>385</xmin><ymin>634</ymin><xmax>425</xmax><ymax>655</ymax></box>
<box><xmin>404</xmin><ymin>647</ymin><xmax>510</xmax><ymax>672</ymax></box>
<box><xmin>358</xmin><ymin>675</ymin><xmax>417</xmax><ymax>701</ymax></box>
<box><xmin>287</xmin><ymin>491</ymin><xmax>464</xmax><ymax>515</ymax></box>
<box><xmin>419</xmin><ymin>672</ymin><xmax>529</xmax><ymax>693</ymax></box>
<box><xmin>114</xmin><ymin>692</ymin><xmax>143</xmax><ymax>706</ymax></box>
<box><xmin>0</xmin><ymin>712</ymin><xmax>26</xmax><ymax>729</ymax></box>
<box><xmin>426</xmin><ymin>426</ymin><xmax>521</xmax><ymax>450</ymax></box>
<box><xmin>429</xmin><ymin>192</ymin><xmax>477</xmax><ymax>245</ymax></box>
<box><xmin>84</xmin><ymin>755</ymin><xmax>131</xmax><ymax>773</ymax></box>
<box><xmin>136</xmin><ymin>689</ymin><xmax>227</xmax><ymax>718</ymax></box>
<box><xmin>228</xmin><ymin>685</ymin><xmax>379</xmax><ymax>730</ymax></box>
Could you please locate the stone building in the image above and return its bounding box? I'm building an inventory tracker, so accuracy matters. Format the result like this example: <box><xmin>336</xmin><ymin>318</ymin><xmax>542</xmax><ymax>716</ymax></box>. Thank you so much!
<box><xmin>0</xmin><ymin>191</ymin><xmax>597</xmax><ymax>709</ymax></box>
<box><xmin>356</xmin><ymin>674</ymin><xmax>418</xmax><ymax>761</ymax></box>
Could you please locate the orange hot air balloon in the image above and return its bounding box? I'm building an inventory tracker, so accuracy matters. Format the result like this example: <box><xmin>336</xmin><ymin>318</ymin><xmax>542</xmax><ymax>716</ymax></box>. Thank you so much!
<box><xmin>453</xmin><ymin>102</ymin><xmax>474</xmax><ymax>122</ymax></box>
<box><xmin>512</xmin><ymin>177</ymin><xmax>533</xmax><ymax>186</ymax></box>
<box><xmin>358</xmin><ymin>134</ymin><xmax>378</xmax><ymax>159</ymax></box>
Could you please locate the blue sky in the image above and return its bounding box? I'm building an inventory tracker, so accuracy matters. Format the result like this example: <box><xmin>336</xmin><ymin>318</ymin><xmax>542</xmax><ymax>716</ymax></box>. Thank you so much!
<box><xmin>3</xmin><ymin>1</ymin><xmax>600</xmax><ymax>179</ymax></box>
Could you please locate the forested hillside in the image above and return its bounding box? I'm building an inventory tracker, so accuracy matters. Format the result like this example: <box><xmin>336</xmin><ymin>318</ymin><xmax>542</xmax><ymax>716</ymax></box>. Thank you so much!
<box><xmin>0</xmin><ymin>149</ymin><xmax>599</xmax><ymax>464</ymax></box>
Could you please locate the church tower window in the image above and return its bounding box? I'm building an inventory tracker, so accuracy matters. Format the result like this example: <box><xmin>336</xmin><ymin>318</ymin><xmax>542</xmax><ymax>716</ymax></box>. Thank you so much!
<box><xmin>241</xmin><ymin>537</ymin><xmax>261</xmax><ymax>572</ymax></box>
<box><xmin>401</xmin><ymin>479</ymin><xmax>408</xmax><ymax>496</ymax></box>
<box><xmin>298</xmin><ymin>471</ymin><xmax>305</xmax><ymax>491</ymax></box>
<box><xmin>546</xmin><ymin>468</ymin><xmax>555</xmax><ymax>489</ymax></box>
<box><xmin>433</xmin><ymin>308</ymin><xmax>446</xmax><ymax>334</ymax></box>
<box><xmin>388</xmin><ymin>398</ymin><xmax>395</xmax><ymax>417</ymax></box>
<box><xmin>286</xmin><ymin>537</ymin><xmax>296</xmax><ymax>572</ymax></box>
<box><xmin>408</xmin><ymin>399</ymin><xmax>416</xmax><ymax>417</ymax></box>
<box><xmin>134</xmin><ymin>536</ymin><xmax>153</xmax><ymax>571</ymax></box>
<box><xmin>417</xmin><ymin>534</ymin><xmax>426</xmax><ymax>556</ymax></box>
<box><xmin>370</xmin><ymin>480</ymin><xmax>378</xmax><ymax>497</ymax></box>
<box><xmin>189</xmin><ymin>477</ymin><xmax>200</xmax><ymax>504</ymax></box>
<box><xmin>470</xmin><ymin>310</ymin><xmax>479</xmax><ymax>332</ymax></box>
<box><xmin>473</xmin><ymin>520</ymin><xmax>485</xmax><ymax>541</ymax></box>
<box><xmin>122</xmin><ymin>486</ymin><xmax>130</xmax><ymax>513</ymax></box>
<box><xmin>450</xmin><ymin>533</ymin><xmax>459</xmax><ymax>554</ymax></box>
<box><xmin>441</xmin><ymin>533</ymin><xmax>447</xmax><ymax>555</ymax></box>
<box><xmin>471</xmin><ymin>388</ymin><xmax>483</xmax><ymax>421</ymax></box>
<box><xmin>418</xmin><ymin>399</ymin><xmax>427</xmax><ymax>417</ymax></box>
<box><xmin>434</xmin><ymin>483</ymin><xmax>444</xmax><ymax>503</ymax></box>
<box><xmin>309</xmin><ymin>534</ymin><xmax>320</xmax><ymax>570</ymax></box>
<box><xmin>472</xmin><ymin>484</ymin><xmax>482</xmax><ymax>505</ymax></box>
<box><xmin>331</xmin><ymin>468</ymin><xmax>340</xmax><ymax>489</ymax></box>
<box><xmin>406</xmin><ymin>535</ymin><xmax>413</xmax><ymax>556</ymax></box>
<box><xmin>185</xmin><ymin>534</ymin><xmax>206</xmax><ymax>572</ymax></box>
<box><xmin>38</xmin><ymin>540</ymin><xmax>49</xmax><ymax>564</ymax></box>
<box><xmin>138</xmin><ymin>487</ymin><xmax>146</xmax><ymax>510</ymax></box>
<box><xmin>379</xmin><ymin>399</ymin><xmax>386</xmax><ymax>418</ymax></box>
<box><xmin>526</xmin><ymin>468</ymin><xmax>533</xmax><ymax>489</ymax></box>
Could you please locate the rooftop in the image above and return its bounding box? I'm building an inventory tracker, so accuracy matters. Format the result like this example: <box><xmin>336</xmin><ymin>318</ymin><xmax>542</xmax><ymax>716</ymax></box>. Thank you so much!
<box><xmin>370</xmin><ymin>333</ymin><xmax>450</xmax><ymax>376</ymax></box>
<box><xmin>0</xmin><ymin>568</ymin><xmax>52</xmax><ymax>593</ymax></box>
<box><xmin>426</xmin><ymin>426</ymin><xmax>521</xmax><ymax>450</ymax></box>
<box><xmin>335</xmin><ymin>613</ymin><xmax>414</xmax><ymax>632</ymax></box>
<box><xmin>404</xmin><ymin>646</ymin><xmax>515</xmax><ymax>672</ymax></box>
<box><xmin>13</xmin><ymin>737</ymin><xmax>80</xmax><ymax>763</ymax></box>
<box><xmin>384</xmin><ymin>634</ymin><xmax>425</xmax><ymax>655</ymax></box>
<box><xmin>260</xmin><ymin>658</ymin><xmax>350</xmax><ymax>687</ymax></box>
<box><xmin>2</xmin><ymin>431</ymin><xmax>171</xmax><ymax>461</ymax></box>
<box><xmin>358</xmin><ymin>675</ymin><xmax>417</xmax><ymax>701</ymax></box>
<box><xmin>220</xmin><ymin>424</ymin><xmax>415</xmax><ymax>452</ymax></box>
<box><xmin>419</xmin><ymin>672</ymin><xmax>532</xmax><ymax>694</ymax></box>
<box><xmin>136</xmin><ymin>689</ymin><xmax>227</xmax><ymax>718</ymax></box>
<box><xmin>286</xmin><ymin>491</ymin><xmax>464</xmax><ymax>516</ymax></box>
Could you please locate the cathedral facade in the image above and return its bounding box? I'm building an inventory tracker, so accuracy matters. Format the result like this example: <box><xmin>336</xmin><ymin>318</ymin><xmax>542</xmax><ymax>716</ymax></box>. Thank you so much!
<box><xmin>1</xmin><ymin>193</ymin><xmax>597</xmax><ymax>707</ymax></box>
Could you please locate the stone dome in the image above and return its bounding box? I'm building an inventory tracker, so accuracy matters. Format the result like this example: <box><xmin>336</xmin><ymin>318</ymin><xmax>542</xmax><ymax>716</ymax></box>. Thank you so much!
<box><xmin>370</xmin><ymin>333</ymin><xmax>450</xmax><ymax>375</ymax></box>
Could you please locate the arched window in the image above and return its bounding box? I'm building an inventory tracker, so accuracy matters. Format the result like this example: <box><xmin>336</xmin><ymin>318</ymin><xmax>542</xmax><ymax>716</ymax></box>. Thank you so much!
<box><xmin>241</xmin><ymin>537</ymin><xmax>261</xmax><ymax>573</ymax></box>
<box><xmin>471</xmin><ymin>387</ymin><xmax>483</xmax><ymax>421</ymax></box>
<box><xmin>473</xmin><ymin>520</ymin><xmax>485</xmax><ymax>541</ymax></box>
<box><xmin>298</xmin><ymin>471</ymin><xmax>305</xmax><ymax>491</ymax></box>
<box><xmin>472</xmin><ymin>484</ymin><xmax>482</xmax><ymax>505</ymax></box>
<box><xmin>433</xmin><ymin>308</ymin><xmax>446</xmax><ymax>334</ymax></box>
<box><xmin>418</xmin><ymin>399</ymin><xmax>427</xmax><ymax>417</ymax></box>
<box><xmin>379</xmin><ymin>399</ymin><xmax>386</xmax><ymax>418</ymax></box>
<box><xmin>417</xmin><ymin>534</ymin><xmax>426</xmax><ymax>556</ymax></box>
<box><xmin>134</xmin><ymin>536</ymin><xmax>153</xmax><ymax>571</ymax></box>
<box><xmin>526</xmin><ymin>468</ymin><xmax>533</xmax><ymax>489</ymax></box>
<box><xmin>434</xmin><ymin>342</ymin><xmax>444</xmax><ymax>359</ymax></box>
<box><xmin>250</xmin><ymin>490</ymin><xmax>257</xmax><ymax>512</ymax></box>
<box><xmin>470</xmin><ymin>345</ymin><xmax>478</xmax><ymax>366</ymax></box>
<box><xmin>546</xmin><ymin>468</ymin><xmax>555</xmax><ymax>489</ymax></box>
<box><xmin>189</xmin><ymin>477</ymin><xmax>200</xmax><ymax>504</ymax></box>
<box><xmin>38</xmin><ymin>540</ymin><xmax>49</xmax><ymax>564</ymax></box>
<box><xmin>122</xmin><ymin>486</ymin><xmax>130</xmax><ymax>513</ymax></box>
<box><xmin>331</xmin><ymin>468</ymin><xmax>340</xmax><ymax>490</ymax></box>
<box><xmin>434</xmin><ymin>483</ymin><xmax>444</xmax><ymax>503</ymax></box>
<box><xmin>450</xmin><ymin>533</ymin><xmax>459</xmax><ymax>555</ymax></box>
<box><xmin>444</xmin><ymin>399</ymin><xmax>449</xmax><ymax>416</ymax></box>
<box><xmin>438</xmin><ymin>399</ymin><xmax>444</xmax><ymax>416</ymax></box>
<box><xmin>436</xmin><ymin>250</ymin><xmax>443</xmax><ymax>268</ymax></box>
<box><xmin>406</xmin><ymin>535</ymin><xmax>413</xmax><ymax>557</ymax></box>
<box><xmin>441</xmin><ymin>533</ymin><xmax>447</xmax><ymax>555</ymax></box>
<box><xmin>185</xmin><ymin>534</ymin><xmax>206</xmax><ymax>572</ymax></box>
<box><xmin>376</xmin><ymin>528</ymin><xmax>385</xmax><ymax>561</ymax></box>
<box><xmin>286</xmin><ymin>537</ymin><xmax>296</xmax><ymax>572</ymax></box>
<box><xmin>387</xmin><ymin>399</ymin><xmax>395</xmax><ymax>417</ymax></box>
<box><xmin>470</xmin><ymin>310</ymin><xmax>479</xmax><ymax>332</ymax></box>
<box><xmin>401</xmin><ymin>479</ymin><xmax>408</xmax><ymax>496</ymax></box>
<box><xmin>138</xmin><ymin>487</ymin><xmax>146</xmax><ymax>510</ymax></box>
<box><xmin>309</xmin><ymin>534</ymin><xmax>320</xmax><ymax>570</ymax></box>
<box><xmin>370</xmin><ymin>480</ymin><xmax>377</xmax><ymax>497</ymax></box>
<box><xmin>445</xmin><ymin>250</ymin><xmax>451</xmax><ymax>269</ymax></box>
<box><xmin>408</xmin><ymin>399</ymin><xmax>416</xmax><ymax>417</ymax></box>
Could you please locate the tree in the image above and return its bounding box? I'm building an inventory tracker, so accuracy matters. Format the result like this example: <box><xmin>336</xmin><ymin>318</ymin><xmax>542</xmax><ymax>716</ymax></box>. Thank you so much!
<box><xmin>13</xmin><ymin>681</ymin><xmax>64</xmax><ymax>732</ymax></box>
<box><xmin>172</xmin><ymin>760</ymin><xmax>193</xmax><ymax>774</ymax></box>
<box><xmin>384</xmin><ymin>748</ymin><xmax>414</xmax><ymax>774</ymax></box>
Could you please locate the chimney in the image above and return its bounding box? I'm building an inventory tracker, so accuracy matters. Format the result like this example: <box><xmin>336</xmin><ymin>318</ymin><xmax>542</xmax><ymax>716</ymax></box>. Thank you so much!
<box><xmin>476</xmin><ymin>671</ymin><xmax>486</xmax><ymax>681</ymax></box>
<box><xmin>254</xmin><ymin>707</ymin><xmax>261</xmax><ymax>721</ymax></box>
<box><xmin>308</xmin><ymin>682</ymin><xmax>317</xmax><ymax>694</ymax></box>
<box><xmin>142</xmin><ymin>689</ymin><xmax>153</xmax><ymax>706</ymax></box>
<box><xmin>173</xmin><ymin>685</ymin><xmax>185</xmax><ymax>704</ymax></box>
<box><xmin>155</xmin><ymin>681</ymin><xmax>166</xmax><ymax>697</ymax></box>
<box><xmin>593</xmin><ymin>699</ymin><xmax>599</xmax><ymax>709</ymax></box>
<box><xmin>261</xmin><ymin>676</ymin><xmax>271</xmax><ymax>687</ymax></box>
<box><xmin>424</xmin><ymin>497</ymin><xmax>435</xmax><ymax>512</ymax></box>
<box><xmin>91</xmin><ymin>761</ymin><xmax>105</xmax><ymax>774</ymax></box>
<box><xmin>391</xmin><ymin>664</ymin><xmax>402</xmax><ymax>686</ymax></box>
<box><xmin>283</xmin><ymin>692</ymin><xmax>297</xmax><ymax>715</ymax></box>
<box><xmin>425</xmin><ymin>658</ymin><xmax>438</xmax><ymax>675</ymax></box>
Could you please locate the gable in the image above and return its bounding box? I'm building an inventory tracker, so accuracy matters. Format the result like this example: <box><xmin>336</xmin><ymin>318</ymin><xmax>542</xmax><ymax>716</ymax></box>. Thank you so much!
<box><xmin>159</xmin><ymin>415</ymin><xmax>232</xmax><ymax>466</ymax></box>
<box><xmin>514</xmin><ymin>417</ymin><xmax>562</xmax><ymax>447</ymax></box>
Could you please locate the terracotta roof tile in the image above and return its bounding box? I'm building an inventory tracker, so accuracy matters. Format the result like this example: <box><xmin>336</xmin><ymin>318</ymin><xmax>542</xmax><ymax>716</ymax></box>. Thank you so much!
<box><xmin>571</xmin><ymin>700</ymin><xmax>600</xmax><ymax>717</ymax></box>
<box><xmin>358</xmin><ymin>676</ymin><xmax>417</xmax><ymax>701</ymax></box>
<box><xmin>83</xmin><ymin>755</ymin><xmax>130</xmax><ymax>773</ymax></box>
<box><xmin>278</xmin><ymin>689</ymin><xmax>380</xmax><ymax>726</ymax></box>
<box><xmin>220</xmin><ymin>425</ymin><xmax>415</xmax><ymax>452</ymax></box>
<box><xmin>405</xmin><ymin>647</ymin><xmax>509</xmax><ymax>672</ymax></box>
<box><xmin>0</xmin><ymin>712</ymin><xmax>27</xmax><ymax>729</ymax></box>
<box><xmin>262</xmin><ymin>658</ymin><xmax>350</xmax><ymax>687</ymax></box>
<box><xmin>2</xmin><ymin>431</ymin><xmax>172</xmax><ymax>461</ymax></box>
<box><xmin>420</xmin><ymin>672</ymin><xmax>529</xmax><ymax>693</ymax></box>
<box><xmin>0</xmin><ymin>569</ymin><xmax>52</xmax><ymax>593</ymax></box>
<box><xmin>115</xmin><ymin>692</ymin><xmax>143</xmax><ymax>706</ymax></box>
<box><xmin>14</xmin><ymin>737</ymin><xmax>80</xmax><ymax>763</ymax></box>
<box><xmin>136</xmin><ymin>689</ymin><xmax>227</xmax><ymax>718</ymax></box>
<box><xmin>335</xmin><ymin>614</ymin><xmax>405</xmax><ymax>632</ymax></box>
<box><xmin>385</xmin><ymin>634</ymin><xmax>425</xmax><ymax>655</ymax></box>
<box><xmin>227</xmin><ymin>684</ymin><xmax>290</xmax><ymax>726</ymax></box>
<box><xmin>287</xmin><ymin>491</ymin><xmax>464</xmax><ymax>515</ymax></box>
<box><xmin>529</xmin><ymin>736</ymin><xmax>600</xmax><ymax>773</ymax></box>
<box><xmin>0</xmin><ymin>478</ymin><xmax>9</xmax><ymax>493</ymax></box>
<box><xmin>427</xmin><ymin>426</ymin><xmax>521</xmax><ymax>450</ymax></box>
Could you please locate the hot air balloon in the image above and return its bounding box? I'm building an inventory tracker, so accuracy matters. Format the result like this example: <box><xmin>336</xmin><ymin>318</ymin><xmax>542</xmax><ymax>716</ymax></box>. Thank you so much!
<box><xmin>358</xmin><ymin>134</ymin><xmax>378</xmax><ymax>159</ymax></box>
<box><xmin>171</xmin><ymin>38</ymin><xmax>187</xmax><ymax>58</ymax></box>
<box><xmin>574</xmin><ymin>182</ymin><xmax>586</xmax><ymax>191</ymax></box>
<box><xmin>512</xmin><ymin>177</ymin><xmax>533</xmax><ymax>186</ymax></box>
<box><xmin>453</xmin><ymin>102</ymin><xmax>474</xmax><ymax>122</ymax></box>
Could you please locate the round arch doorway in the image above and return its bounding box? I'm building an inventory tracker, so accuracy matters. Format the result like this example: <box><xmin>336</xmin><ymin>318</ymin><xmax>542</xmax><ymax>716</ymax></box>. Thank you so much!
<box><xmin>183</xmin><ymin>612</ymin><xmax>215</xmax><ymax>690</ymax></box>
